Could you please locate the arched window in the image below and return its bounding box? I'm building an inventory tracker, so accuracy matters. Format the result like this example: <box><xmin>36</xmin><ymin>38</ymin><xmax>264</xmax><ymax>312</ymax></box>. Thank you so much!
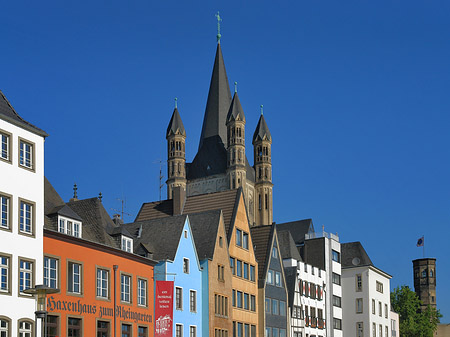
<box><xmin>265</xmin><ymin>168</ymin><xmax>268</xmax><ymax>179</ymax></box>
<box><xmin>421</xmin><ymin>269</ymin><xmax>427</xmax><ymax>278</ymax></box>
<box><xmin>258</xmin><ymin>194</ymin><xmax>262</xmax><ymax>210</ymax></box>
<box><xmin>265</xmin><ymin>194</ymin><xmax>268</xmax><ymax>210</ymax></box>
<box><xmin>259</xmin><ymin>168</ymin><xmax>262</xmax><ymax>179</ymax></box>
<box><xmin>0</xmin><ymin>316</ymin><xmax>11</xmax><ymax>337</ymax></box>
<box><xmin>18</xmin><ymin>319</ymin><xmax>33</xmax><ymax>337</ymax></box>
<box><xmin>177</xmin><ymin>163</ymin><xmax>181</xmax><ymax>174</ymax></box>
<box><xmin>430</xmin><ymin>269</ymin><xmax>434</xmax><ymax>277</ymax></box>
<box><xmin>170</xmin><ymin>141</ymin><xmax>175</xmax><ymax>151</ymax></box>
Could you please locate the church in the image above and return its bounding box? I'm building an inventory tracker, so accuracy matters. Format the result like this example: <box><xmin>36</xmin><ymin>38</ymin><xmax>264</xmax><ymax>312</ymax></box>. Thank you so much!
<box><xmin>165</xmin><ymin>39</ymin><xmax>273</xmax><ymax>227</ymax></box>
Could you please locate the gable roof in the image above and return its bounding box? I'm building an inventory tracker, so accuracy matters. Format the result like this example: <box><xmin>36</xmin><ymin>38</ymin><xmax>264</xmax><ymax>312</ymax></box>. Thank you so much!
<box><xmin>250</xmin><ymin>224</ymin><xmax>275</xmax><ymax>283</ymax></box>
<box><xmin>0</xmin><ymin>90</ymin><xmax>48</xmax><ymax>137</ymax></box>
<box><xmin>44</xmin><ymin>176</ymin><xmax>65</xmax><ymax>215</ymax></box>
<box><xmin>166</xmin><ymin>107</ymin><xmax>186</xmax><ymax>137</ymax></box>
<box><xmin>277</xmin><ymin>230</ymin><xmax>302</xmax><ymax>261</ymax></box>
<box><xmin>46</xmin><ymin>204</ymin><xmax>83</xmax><ymax>221</ymax></box>
<box><xmin>284</xmin><ymin>266</ymin><xmax>298</xmax><ymax>309</ymax></box>
<box><xmin>136</xmin><ymin>188</ymin><xmax>241</xmax><ymax>236</ymax></box>
<box><xmin>123</xmin><ymin>215</ymin><xmax>188</xmax><ymax>261</ymax></box>
<box><xmin>199</xmin><ymin>43</ymin><xmax>232</xmax><ymax>149</ymax></box>
<box><xmin>341</xmin><ymin>241</ymin><xmax>373</xmax><ymax>268</ymax></box>
<box><xmin>276</xmin><ymin>219</ymin><xmax>314</xmax><ymax>245</ymax></box>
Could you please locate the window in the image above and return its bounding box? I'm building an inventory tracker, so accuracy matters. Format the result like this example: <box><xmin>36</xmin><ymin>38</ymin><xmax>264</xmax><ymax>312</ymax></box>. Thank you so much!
<box><xmin>19</xmin><ymin>259</ymin><xmax>33</xmax><ymax>294</ymax></box>
<box><xmin>67</xmin><ymin>221</ymin><xmax>72</xmax><ymax>235</ymax></box>
<box><xmin>215</xmin><ymin>294</ymin><xmax>228</xmax><ymax>316</ymax></box>
<box><xmin>243</xmin><ymin>232</ymin><xmax>249</xmax><ymax>249</ymax></box>
<box><xmin>275</xmin><ymin>271</ymin><xmax>281</xmax><ymax>286</ymax></box>
<box><xmin>236</xmin><ymin>260</ymin><xmax>242</xmax><ymax>277</ymax></box>
<box><xmin>280</xmin><ymin>300</ymin><xmax>286</xmax><ymax>316</ymax></box>
<box><xmin>97</xmin><ymin>320</ymin><xmax>109</xmax><ymax>337</ymax></box>
<box><xmin>96</xmin><ymin>268</ymin><xmax>108</xmax><ymax>298</ymax></box>
<box><xmin>236</xmin><ymin>229</ymin><xmax>242</xmax><ymax>247</ymax></box>
<box><xmin>265</xmin><ymin>328</ymin><xmax>270</xmax><ymax>337</ymax></box>
<box><xmin>121</xmin><ymin>323</ymin><xmax>131</xmax><ymax>337</ymax></box>
<box><xmin>121</xmin><ymin>236</ymin><xmax>133</xmax><ymax>253</ymax></box>
<box><xmin>251</xmin><ymin>325</ymin><xmax>256</xmax><ymax>337</ymax></box>
<box><xmin>250</xmin><ymin>295</ymin><xmax>256</xmax><ymax>311</ymax></box>
<box><xmin>190</xmin><ymin>326</ymin><xmax>196</xmax><ymax>337</ymax></box>
<box><xmin>356</xmin><ymin>274</ymin><xmax>362</xmax><ymax>291</ymax></box>
<box><xmin>0</xmin><ymin>255</ymin><xmax>10</xmax><ymax>294</ymax></box>
<box><xmin>333</xmin><ymin>318</ymin><xmax>342</xmax><ymax>330</ymax></box>
<box><xmin>0</xmin><ymin>131</ymin><xmax>10</xmax><ymax>162</ymax></box>
<box><xmin>19</xmin><ymin>139</ymin><xmax>33</xmax><ymax>169</ymax></box>
<box><xmin>68</xmin><ymin>262</ymin><xmax>81</xmax><ymax>294</ymax></box>
<box><xmin>0</xmin><ymin>317</ymin><xmax>10</xmax><ymax>337</ymax></box>
<box><xmin>243</xmin><ymin>263</ymin><xmax>249</xmax><ymax>280</ymax></box>
<box><xmin>373</xmin><ymin>323</ymin><xmax>376</xmax><ymax>337</ymax></box>
<box><xmin>138</xmin><ymin>278</ymin><xmax>147</xmax><ymax>306</ymax></box>
<box><xmin>421</xmin><ymin>269</ymin><xmax>427</xmax><ymax>278</ymax></box>
<box><xmin>250</xmin><ymin>265</ymin><xmax>255</xmax><ymax>282</ymax></box>
<box><xmin>244</xmin><ymin>293</ymin><xmax>249</xmax><ymax>310</ymax></box>
<box><xmin>333</xmin><ymin>295</ymin><xmax>341</xmax><ymax>308</ymax></box>
<box><xmin>385</xmin><ymin>304</ymin><xmax>388</xmax><ymax>318</ymax></box>
<box><xmin>379</xmin><ymin>324</ymin><xmax>383</xmax><ymax>337</ymax></box>
<box><xmin>385</xmin><ymin>326</ymin><xmax>388</xmax><ymax>337</ymax></box>
<box><xmin>272</xmin><ymin>299</ymin><xmax>279</xmax><ymax>315</ymax></box>
<box><xmin>356</xmin><ymin>322</ymin><xmax>363</xmax><ymax>337</ymax></box>
<box><xmin>183</xmin><ymin>258</ymin><xmax>189</xmax><ymax>274</ymax></box>
<box><xmin>356</xmin><ymin>298</ymin><xmax>363</xmax><ymax>313</ymax></box>
<box><xmin>0</xmin><ymin>194</ymin><xmax>10</xmax><ymax>230</ymax></box>
<box><xmin>176</xmin><ymin>324</ymin><xmax>183</xmax><ymax>337</ymax></box>
<box><xmin>68</xmin><ymin>318</ymin><xmax>81</xmax><ymax>337</ymax></box>
<box><xmin>232</xmin><ymin>290</ymin><xmax>236</xmax><ymax>307</ymax></box>
<box><xmin>230</xmin><ymin>258</ymin><xmax>235</xmax><ymax>275</ymax></box>
<box><xmin>237</xmin><ymin>291</ymin><xmax>243</xmax><ymax>308</ymax></box>
<box><xmin>190</xmin><ymin>290</ymin><xmax>197</xmax><ymax>312</ymax></box>
<box><xmin>332</xmin><ymin>250</ymin><xmax>340</xmax><ymax>263</ymax></box>
<box><xmin>279</xmin><ymin>329</ymin><xmax>286</xmax><ymax>337</ymax></box>
<box><xmin>376</xmin><ymin>281</ymin><xmax>383</xmax><ymax>293</ymax></box>
<box><xmin>372</xmin><ymin>299</ymin><xmax>376</xmax><ymax>314</ymax></box>
<box><xmin>265</xmin><ymin>298</ymin><xmax>270</xmax><ymax>313</ymax></box>
<box><xmin>379</xmin><ymin>301</ymin><xmax>382</xmax><ymax>317</ymax></box>
<box><xmin>138</xmin><ymin>326</ymin><xmax>148</xmax><ymax>337</ymax></box>
<box><xmin>19</xmin><ymin>201</ymin><xmax>33</xmax><ymax>235</ymax></box>
<box><xmin>58</xmin><ymin>218</ymin><xmax>65</xmax><ymax>233</ymax></box>
<box><xmin>244</xmin><ymin>324</ymin><xmax>249</xmax><ymax>337</ymax></box>
<box><xmin>44</xmin><ymin>257</ymin><xmax>58</xmax><ymax>289</ymax></box>
<box><xmin>237</xmin><ymin>323</ymin><xmax>243</xmax><ymax>337</ymax></box>
<box><xmin>332</xmin><ymin>272</ymin><xmax>341</xmax><ymax>285</ymax></box>
<box><xmin>176</xmin><ymin>287</ymin><xmax>183</xmax><ymax>310</ymax></box>
<box><xmin>184</xmin><ymin>230</ymin><xmax>188</xmax><ymax>238</ymax></box>
<box><xmin>272</xmin><ymin>328</ymin><xmax>279</xmax><ymax>337</ymax></box>
<box><xmin>121</xmin><ymin>274</ymin><xmax>131</xmax><ymax>303</ymax></box>
<box><xmin>267</xmin><ymin>270</ymin><xmax>274</xmax><ymax>285</ymax></box>
<box><xmin>19</xmin><ymin>320</ymin><xmax>33</xmax><ymax>337</ymax></box>
<box><xmin>218</xmin><ymin>264</ymin><xmax>225</xmax><ymax>281</ymax></box>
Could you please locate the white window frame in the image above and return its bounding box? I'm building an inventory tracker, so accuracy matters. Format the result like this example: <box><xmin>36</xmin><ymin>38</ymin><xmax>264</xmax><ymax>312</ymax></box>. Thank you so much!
<box><xmin>0</xmin><ymin>318</ymin><xmax>9</xmax><ymax>337</ymax></box>
<box><xmin>0</xmin><ymin>194</ymin><xmax>10</xmax><ymax>230</ymax></box>
<box><xmin>58</xmin><ymin>216</ymin><xmax>82</xmax><ymax>238</ymax></box>
<box><xmin>58</xmin><ymin>218</ymin><xmax>65</xmax><ymax>233</ymax></box>
<box><xmin>0</xmin><ymin>255</ymin><xmax>10</xmax><ymax>293</ymax></box>
<box><xmin>0</xmin><ymin>131</ymin><xmax>10</xmax><ymax>162</ymax></box>
<box><xmin>68</xmin><ymin>261</ymin><xmax>81</xmax><ymax>294</ymax></box>
<box><xmin>121</xmin><ymin>236</ymin><xmax>133</xmax><ymax>253</ymax></box>
<box><xmin>19</xmin><ymin>320</ymin><xmax>33</xmax><ymax>337</ymax></box>
<box><xmin>356</xmin><ymin>298</ymin><xmax>363</xmax><ymax>313</ymax></box>
<box><xmin>44</xmin><ymin>257</ymin><xmax>58</xmax><ymax>289</ymax></box>
<box><xmin>275</xmin><ymin>271</ymin><xmax>281</xmax><ymax>286</ymax></box>
<box><xmin>96</xmin><ymin>268</ymin><xmax>109</xmax><ymax>298</ymax></box>
<box><xmin>175</xmin><ymin>287</ymin><xmax>183</xmax><ymax>310</ymax></box>
<box><xmin>19</xmin><ymin>139</ymin><xmax>33</xmax><ymax>169</ymax></box>
<box><xmin>190</xmin><ymin>289</ymin><xmax>197</xmax><ymax>312</ymax></box>
<box><xmin>137</xmin><ymin>278</ymin><xmax>147</xmax><ymax>307</ymax></box>
<box><xmin>183</xmin><ymin>258</ymin><xmax>189</xmax><ymax>274</ymax></box>
<box><xmin>19</xmin><ymin>201</ymin><xmax>33</xmax><ymax>235</ymax></box>
<box><xmin>176</xmin><ymin>324</ymin><xmax>183</xmax><ymax>337</ymax></box>
<box><xmin>189</xmin><ymin>326</ymin><xmax>196</xmax><ymax>337</ymax></box>
<box><xmin>19</xmin><ymin>259</ymin><xmax>33</xmax><ymax>294</ymax></box>
<box><xmin>267</xmin><ymin>270</ymin><xmax>274</xmax><ymax>285</ymax></box>
<box><xmin>121</xmin><ymin>274</ymin><xmax>131</xmax><ymax>303</ymax></box>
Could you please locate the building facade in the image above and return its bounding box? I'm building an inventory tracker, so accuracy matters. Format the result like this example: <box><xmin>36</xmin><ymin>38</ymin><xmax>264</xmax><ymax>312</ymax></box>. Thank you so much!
<box><xmin>0</xmin><ymin>90</ymin><xmax>48</xmax><ymax>337</ymax></box>
<box><xmin>412</xmin><ymin>258</ymin><xmax>436</xmax><ymax>310</ymax></box>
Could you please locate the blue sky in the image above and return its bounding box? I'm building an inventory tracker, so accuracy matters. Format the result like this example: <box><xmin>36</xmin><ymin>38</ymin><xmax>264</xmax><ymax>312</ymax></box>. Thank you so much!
<box><xmin>2</xmin><ymin>1</ymin><xmax>449</xmax><ymax>321</ymax></box>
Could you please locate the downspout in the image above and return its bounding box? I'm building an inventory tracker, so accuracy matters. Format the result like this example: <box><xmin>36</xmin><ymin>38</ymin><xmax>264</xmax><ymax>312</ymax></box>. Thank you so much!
<box><xmin>113</xmin><ymin>265</ymin><xmax>118</xmax><ymax>337</ymax></box>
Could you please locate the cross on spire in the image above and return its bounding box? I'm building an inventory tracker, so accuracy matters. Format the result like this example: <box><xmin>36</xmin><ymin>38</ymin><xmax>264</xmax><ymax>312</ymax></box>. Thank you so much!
<box><xmin>73</xmin><ymin>183</ymin><xmax>78</xmax><ymax>199</ymax></box>
<box><xmin>216</xmin><ymin>11</ymin><xmax>222</xmax><ymax>43</ymax></box>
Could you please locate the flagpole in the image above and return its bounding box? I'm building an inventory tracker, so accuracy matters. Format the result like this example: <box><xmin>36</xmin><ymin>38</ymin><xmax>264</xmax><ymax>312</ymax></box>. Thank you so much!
<box><xmin>423</xmin><ymin>235</ymin><xmax>425</xmax><ymax>258</ymax></box>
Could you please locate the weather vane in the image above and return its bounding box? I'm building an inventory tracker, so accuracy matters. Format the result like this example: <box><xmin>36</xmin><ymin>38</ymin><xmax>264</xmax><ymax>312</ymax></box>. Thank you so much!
<box><xmin>216</xmin><ymin>12</ymin><xmax>222</xmax><ymax>43</ymax></box>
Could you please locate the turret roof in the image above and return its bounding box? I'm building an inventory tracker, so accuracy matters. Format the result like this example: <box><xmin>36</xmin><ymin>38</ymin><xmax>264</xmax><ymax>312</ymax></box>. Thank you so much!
<box><xmin>252</xmin><ymin>114</ymin><xmax>271</xmax><ymax>143</ymax></box>
<box><xmin>166</xmin><ymin>107</ymin><xmax>186</xmax><ymax>137</ymax></box>
<box><xmin>226</xmin><ymin>92</ymin><xmax>245</xmax><ymax>123</ymax></box>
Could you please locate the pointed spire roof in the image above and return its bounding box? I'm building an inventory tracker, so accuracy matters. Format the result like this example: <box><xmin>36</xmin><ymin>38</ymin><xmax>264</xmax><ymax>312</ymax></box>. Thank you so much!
<box><xmin>166</xmin><ymin>107</ymin><xmax>186</xmax><ymax>138</ymax></box>
<box><xmin>226</xmin><ymin>92</ymin><xmax>245</xmax><ymax>123</ymax></box>
<box><xmin>252</xmin><ymin>114</ymin><xmax>272</xmax><ymax>143</ymax></box>
<box><xmin>199</xmin><ymin>43</ymin><xmax>232</xmax><ymax>149</ymax></box>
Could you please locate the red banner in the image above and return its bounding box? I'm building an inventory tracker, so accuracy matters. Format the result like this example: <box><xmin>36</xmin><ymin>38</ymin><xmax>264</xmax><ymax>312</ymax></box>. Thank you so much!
<box><xmin>155</xmin><ymin>281</ymin><xmax>174</xmax><ymax>337</ymax></box>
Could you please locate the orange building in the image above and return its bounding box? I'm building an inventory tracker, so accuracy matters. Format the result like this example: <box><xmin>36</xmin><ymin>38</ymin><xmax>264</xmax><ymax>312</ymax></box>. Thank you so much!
<box><xmin>43</xmin><ymin>180</ymin><xmax>156</xmax><ymax>336</ymax></box>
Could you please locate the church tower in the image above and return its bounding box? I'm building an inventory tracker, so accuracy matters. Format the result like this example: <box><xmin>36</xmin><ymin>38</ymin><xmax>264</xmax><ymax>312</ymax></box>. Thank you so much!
<box><xmin>226</xmin><ymin>89</ymin><xmax>246</xmax><ymax>191</ymax></box>
<box><xmin>166</xmin><ymin>103</ymin><xmax>186</xmax><ymax>199</ymax></box>
<box><xmin>253</xmin><ymin>109</ymin><xmax>273</xmax><ymax>226</ymax></box>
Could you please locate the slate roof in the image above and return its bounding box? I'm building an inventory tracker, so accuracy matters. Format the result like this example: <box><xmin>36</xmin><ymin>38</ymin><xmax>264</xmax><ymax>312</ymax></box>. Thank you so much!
<box><xmin>252</xmin><ymin>114</ymin><xmax>271</xmax><ymax>143</ymax></box>
<box><xmin>341</xmin><ymin>242</ymin><xmax>373</xmax><ymax>268</ymax></box>
<box><xmin>226</xmin><ymin>92</ymin><xmax>245</xmax><ymax>123</ymax></box>
<box><xmin>278</xmin><ymin>230</ymin><xmax>302</xmax><ymax>261</ymax></box>
<box><xmin>46</xmin><ymin>204</ymin><xmax>83</xmax><ymax>221</ymax></box>
<box><xmin>276</xmin><ymin>219</ymin><xmax>314</xmax><ymax>245</ymax></box>
<box><xmin>136</xmin><ymin>188</ymin><xmax>241</xmax><ymax>237</ymax></box>
<box><xmin>0</xmin><ymin>90</ymin><xmax>48</xmax><ymax>137</ymax></box>
<box><xmin>166</xmin><ymin>107</ymin><xmax>186</xmax><ymax>137</ymax></box>
<box><xmin>44</xmin><ymin>176</ymin><xmax>65</xmax><ymax>215</ymax></box>
<box><xmin>250</xmin><ymin>224</ymin><xmax>275</xmax><ymax>282</ymax></box>
<box><xmin>123</xmin><ymin>215</ymin><xmax>188</xmax><ymax>261</ymax></box>
<box><xmin>284</xmin><ymin>266</ymin><xmax>298</xmax><ymax>309</ymax></box>
<box><xmin>199</xmin><ymin>43</ymin><xmax>232</xmax><ymax>149</ymax></box>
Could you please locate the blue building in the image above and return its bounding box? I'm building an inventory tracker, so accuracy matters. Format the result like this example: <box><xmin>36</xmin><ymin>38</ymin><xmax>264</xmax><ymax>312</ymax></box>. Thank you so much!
<box><xmin>125</xmin><ymin>214</ymin><xmax>203</xmax><ymax>337</ymax></box>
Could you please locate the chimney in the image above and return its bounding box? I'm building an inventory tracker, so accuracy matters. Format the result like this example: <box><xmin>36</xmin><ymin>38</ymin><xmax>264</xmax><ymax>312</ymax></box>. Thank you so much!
<box><xmin>112</xmin><ymin>214</ymin><xmax>123</xmax><ymax>226</ymax></box>
<box><xmin>172</xmin><ymin>186</ymin><xmax>186</xmax><ymax>216</ymax></box>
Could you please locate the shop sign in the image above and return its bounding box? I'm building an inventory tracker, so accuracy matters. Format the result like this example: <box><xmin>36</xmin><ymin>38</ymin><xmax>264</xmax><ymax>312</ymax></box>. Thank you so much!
<box><xmin>155</xmin><ymin>281</ymin><xmax>174</xmax><ymax>337</ymax></box>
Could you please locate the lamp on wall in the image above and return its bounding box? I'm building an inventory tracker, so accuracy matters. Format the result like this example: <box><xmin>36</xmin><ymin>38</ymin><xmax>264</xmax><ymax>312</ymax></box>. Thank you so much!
<box><xmin>24</xmin><ymin>285</ymin><xmax>59</xmax><ymax>337</ymax></box>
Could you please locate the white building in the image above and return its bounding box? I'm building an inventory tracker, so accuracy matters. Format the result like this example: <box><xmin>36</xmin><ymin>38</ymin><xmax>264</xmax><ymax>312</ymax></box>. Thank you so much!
<box><xmin>0</xmin><ymin>90</ymin><xmax>47</xmax><ymax>336</ymax></box>
<box><xmin>341</xmin><ymin>242</ymin><xmax>392</xmax><ymax>337</ymax></box>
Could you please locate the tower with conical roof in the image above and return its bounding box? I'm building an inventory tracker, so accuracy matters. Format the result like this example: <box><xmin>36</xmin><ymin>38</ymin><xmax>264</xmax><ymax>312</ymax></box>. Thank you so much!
<box><xmin>253</xmin><ymin>109</ymin><xmax>273</xmax><ymax>226</ymax></box>
<box><xmin>164</xmin><ymin>17</ymin><xmax>273</xmax><ymax>226</ymax></box>
<box><xmin>166</xmin><ymin>103</ymin><xmax>187</xmax><ymax>199</ymax></box>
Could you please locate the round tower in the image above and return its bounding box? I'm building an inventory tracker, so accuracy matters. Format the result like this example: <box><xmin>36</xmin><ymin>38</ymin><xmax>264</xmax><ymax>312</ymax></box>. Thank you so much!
<box><xmin>253</xmin><ymin>107</ymin><xmax>273</xmax><ymax>226</ymax></box>
<box><xmin>226</xmin><ymin>91</ymin><xmax>246</xmax><ymax>191</ymax></box>
<box><xmin>412</xmin><ymin>258</ymin><xmax>437</xmax><ymax>310</ymax></box>
<box><xmin>166</xmin><ymin>102</ymin><xmax>186</xmax><ymax>199</ymax></box>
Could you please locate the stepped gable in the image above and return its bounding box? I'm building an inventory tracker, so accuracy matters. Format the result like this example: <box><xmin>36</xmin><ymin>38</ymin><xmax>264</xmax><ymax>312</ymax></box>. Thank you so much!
<box><xmin>0</xmin><ymin>90</ymin><xmax>48</xmax><ymax>137</ymax></box>
<box><xmin>250</xmin><ymin>224</ymin><xmax>275</xmax><ymax>281</ymax></box>
<box><xmin>136</xmin><ymin>189</ymin><xmax>240</xmax><ymax>236</ymax></box>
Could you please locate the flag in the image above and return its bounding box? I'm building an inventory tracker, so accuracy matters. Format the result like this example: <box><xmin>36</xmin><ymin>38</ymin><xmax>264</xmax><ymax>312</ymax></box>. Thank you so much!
<box><xmin>416</xmin><ymin>236</ymin><xmax>424</xmax><ymax>247</ymax></box>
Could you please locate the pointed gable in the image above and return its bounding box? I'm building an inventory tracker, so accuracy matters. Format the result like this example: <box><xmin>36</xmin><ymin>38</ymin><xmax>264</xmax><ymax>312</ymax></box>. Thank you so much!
<box><xmin>252</xmin><ymin>114</ymin><xmax>271</xmax><ymax>143</ymax></box>
<box><xmin>226</xmin><ymin>92</ymin><xmax>245</xmax><ymax>123</ymax></box>
<box><xmin>166</xmin><ymin>107</ymin><xmax>186</xmax><ymax>137</ymax></box>
<box><xmin>199</xmin><ymin>43</ymin><xmax>232</xmax><ymax>149</ymax></box>
<box><xmin>250</xmin><ymin>224</ymin><xmax>274</xmax><ymax>282</ymax></box>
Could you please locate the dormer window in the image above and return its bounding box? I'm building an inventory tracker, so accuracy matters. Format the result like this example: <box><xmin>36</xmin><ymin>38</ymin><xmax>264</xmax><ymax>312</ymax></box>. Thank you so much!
<box><xmin>121</xmin><ymin>236</ymin><xmax>133</xmax><ymax>253</ymax></box>
<box><xmin>58</xmin><ymin>216</ymin><xmax>82</xmax><ymax>238</ymax></box>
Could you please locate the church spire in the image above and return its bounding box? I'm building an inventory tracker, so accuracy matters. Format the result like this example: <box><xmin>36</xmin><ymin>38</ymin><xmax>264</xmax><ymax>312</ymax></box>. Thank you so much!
<box><xmin>198</xmin><ymin>42</ymin><xmax>232</xmax><ymax>149</ymax></box>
